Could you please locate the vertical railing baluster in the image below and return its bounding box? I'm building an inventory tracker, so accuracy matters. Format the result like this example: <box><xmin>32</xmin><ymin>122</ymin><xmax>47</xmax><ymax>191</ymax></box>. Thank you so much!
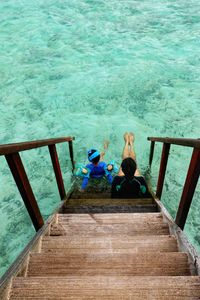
<box><xmin>156</xmin><ymin>143</ymin><xmax>171</xmax><ymax>199</ymax></box>
<box><xmin>5</xmin><ymin>152</ymin><xmax>44</xmax><ymax>231</ymax></box>
<box><xmin>48</xmin><ymin>144</ymin><xmax>66</xmax><ymax>200</ymax></box>
<box><xmin>149</xmin><ymin>141</ymin><xmax>155</xmax><ymax>167</ymax></box>
<box><xmin>68</xmin><ymin>140</ymin><xmax>75</xmax><ymax>172</ymax></box>
<box><xmin>175</xmin><ymin>148</ymin><xmax>200</xmax><ymax>230</ymax></box>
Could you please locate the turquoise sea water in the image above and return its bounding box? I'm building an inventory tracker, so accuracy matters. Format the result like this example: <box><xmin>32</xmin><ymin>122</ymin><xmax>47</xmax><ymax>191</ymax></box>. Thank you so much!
<box><xmin>0</xmin><ymin>0</ymin><xmax>200</xmax><ymax>277</ymax></box>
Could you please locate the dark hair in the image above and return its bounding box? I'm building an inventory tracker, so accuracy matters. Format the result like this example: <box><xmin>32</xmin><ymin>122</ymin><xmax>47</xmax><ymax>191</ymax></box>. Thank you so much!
<box><xmin>121</xmin><ymin>157</ymin><xmax>137</xmax><ymax>179</ymax></box>
<box><xmin>88</xmin><ymin>149</ymin><xmax>100</xmax><ymax>164</ymax></box>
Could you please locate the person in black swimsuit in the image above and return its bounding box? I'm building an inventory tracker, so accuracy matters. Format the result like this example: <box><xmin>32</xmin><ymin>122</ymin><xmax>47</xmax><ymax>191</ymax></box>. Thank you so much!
<box><xmin>111</xmin><ymin>132</ymin><xmax>149</xmax><ymax>198</ymax></box>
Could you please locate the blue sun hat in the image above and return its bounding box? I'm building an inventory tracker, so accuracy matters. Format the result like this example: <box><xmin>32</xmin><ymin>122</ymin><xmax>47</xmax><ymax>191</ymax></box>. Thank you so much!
<box><xmin>88</xmin><ymin>149</ymin><xmax>100</xmax><ymax>162</ymax></box>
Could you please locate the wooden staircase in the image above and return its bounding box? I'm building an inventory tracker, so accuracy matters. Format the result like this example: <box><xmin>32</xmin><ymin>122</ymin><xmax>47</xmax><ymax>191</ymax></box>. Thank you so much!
<box><xmin>61</xmin><ymin>186</ymin><xmax>157</xmax><ymax>213</ymax></box>
<box><xmin>8</xmin><ymin>194</ymin><xmax>200</xmax><ymax>299</ymax></box>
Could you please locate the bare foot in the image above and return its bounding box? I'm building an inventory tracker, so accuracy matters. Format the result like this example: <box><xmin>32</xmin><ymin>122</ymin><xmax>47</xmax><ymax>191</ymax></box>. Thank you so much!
<box><xmin>103</xmin><ymin>140</ymin><xmax>109</xmax><ymax>150</ymax></box>
<box><xmin>129</xmin><ymin>132</ymin><xmax>135</xmax><ymax>145</ymax></box>
<box><xmin>100</xmin><ymin>140</ymin><xmax>109</xmax><ymax>161</ymax></box>
<box><xmin>123</xmin><ymin>132</ymin><xmax>129</xmax><ymax>143</ymax></box>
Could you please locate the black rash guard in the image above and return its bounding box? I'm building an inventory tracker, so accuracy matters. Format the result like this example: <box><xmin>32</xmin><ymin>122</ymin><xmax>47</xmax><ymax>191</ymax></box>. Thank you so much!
<box><xmin>111</xmin><ymin>175</ymin><xmax>150</xmax><ymax>198</ymax></box>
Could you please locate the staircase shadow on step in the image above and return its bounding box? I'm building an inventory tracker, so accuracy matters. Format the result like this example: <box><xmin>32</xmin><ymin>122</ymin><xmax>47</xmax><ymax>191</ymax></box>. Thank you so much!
<box><xmin>61</xmin><ymin>204</ymin><xmax>158</xmax><ymax>213</ymax></box>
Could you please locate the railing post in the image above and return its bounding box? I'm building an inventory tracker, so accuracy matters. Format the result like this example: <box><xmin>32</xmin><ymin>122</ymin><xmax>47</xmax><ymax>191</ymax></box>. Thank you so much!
<box><xmin>5</xmin><ymin>153</ymin><xmax>44</xmax><ymax>231</ymax></box>
<box><xmin>175</xmin><ymin>148</ymin><xmax>200</xmax><ymax>230</ymax></box>
<box><xmin>48</xmin><ymin>144</ymin><xmax>66</xmax><ymax>200</ymax></box>
<box><xmin>68</xmin><ymin>140</ymin><xmax>75</xmax><ymax>172</ymax></box>
<box><xmin>156</xmin><ymin>143</ymin><xmax>171</xmax><ymax>199</ymax></box>
<box><xmin>149</xmin><ymin>141</ymin><xmax>155</xmax><ymax>167</ymax></box>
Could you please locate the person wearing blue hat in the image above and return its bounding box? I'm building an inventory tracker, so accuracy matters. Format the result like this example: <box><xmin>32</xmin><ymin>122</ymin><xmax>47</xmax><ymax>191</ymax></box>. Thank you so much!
<box><xmin>81</xmin><ymin>147</ymin><xmax>113</xmax><ymax>191</ymax></box>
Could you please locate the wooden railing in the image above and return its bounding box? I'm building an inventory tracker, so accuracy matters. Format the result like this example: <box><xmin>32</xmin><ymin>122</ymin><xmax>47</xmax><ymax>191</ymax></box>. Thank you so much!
<box><xmin>0</xmin><ymin>137</ymin><xmax>75</xmax><ymax>231</ymax></box>
<box><xmin>148</xmin><ymin>137</ymin><xmax>200</xmax><ymax>230</ymax></box>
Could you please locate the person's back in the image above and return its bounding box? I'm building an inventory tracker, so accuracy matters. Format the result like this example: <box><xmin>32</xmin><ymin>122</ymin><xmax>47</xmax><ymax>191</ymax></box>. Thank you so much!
<box><xmin>81</xmin><ymin>149</ymin><xmax>113</xmax><ymax>191</ymax></box>
<box><xmin>88</xmin><ymin>161</ymin><xmax>107</xmax><ymax>178</ymax></box>
<box><xmin>111</xmin><ymin>174</ymin><xmax>148</xmax><ymax>198</ymax></box>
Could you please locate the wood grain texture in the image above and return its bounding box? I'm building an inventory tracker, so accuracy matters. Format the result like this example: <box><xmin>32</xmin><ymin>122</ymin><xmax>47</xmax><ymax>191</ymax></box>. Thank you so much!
<box><xmin>42</xmin><ymin>235</ymin><xmax>178</xmax><ymax>254</ymax></box>
<box><xmin>58</xmin><ymin>212</ymin><xmax>164</xmax><ymax>224</ymax></box>
<box><xmin>50</xmin><ymin>213</ymin><xmax>169</xmax><ymax>236</ymax></box>
<box><xmin>50</xmin><ymin>222</ymin><xmax>170</xmax><ymax>236</ymax></box>
<box><xmin>66</xmin><ymin>198</ymin><xmax>155</xmax><ymax>206</ymax></box>
<box><xmin>62</xmin><ymin>205</ymin><xmax>158</xmax><ymax>213</ymax></box>
<box><xmin>8</xmin><ymin>210</ymin><xmax>198</xmax><ymax>299</ymax></box>
<box><xmin>27</xmin><ymin>252</ymin><xmax>191</xmax><ymax>276</ymax></box>
<box><xmin>10</xmin><ymin>276</ymin><xmax>200</xmax><ymax>299</ymax></box>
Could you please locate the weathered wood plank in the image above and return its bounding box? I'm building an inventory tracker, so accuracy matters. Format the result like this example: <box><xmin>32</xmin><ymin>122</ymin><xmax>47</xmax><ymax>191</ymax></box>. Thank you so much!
<box><xmin>50</xmin><ymin>213</ymin><xmax>168</xmax><ymax>236</ymax></box>
<box><xmin>66</xmin><ymin>198</ymin><xmax>155</xmax><ymax>206</ymax></box>
<box><xmin>42</xmin><ymin>235</ymin><xmax>178</xmax><ymax>253</ymax></box>
<box><xmin>10</xmin><ymin>276</ymin><xmax>200</xmax><ymax>300</ymax></box>
<box><xmin>50</xmin><ymin>222</ymin><xmax>170</xmax><ymax>237</ymax></box>
<box><xmin>27</xmin><ymin>252</ymin><xmax>191</xmax><ymax>276</ymax></box>
<box><xmin>70</xmin><ymin>192</ymin><xmax>111</xmax><ymax>199</ymax></box>
<box><xmin>62</xmin><ymin>205</ymin><xmax>158</xmax><ymax>213</ymax></box>
<box><xmin>6</xmin><ymin>208</ymin><xmax>198</xmax><ymax>299</ymax></box>
<box><xmin>58</xmin><ymin>212</ymin><xmax>163</xmax><ymax>224</ymax></box>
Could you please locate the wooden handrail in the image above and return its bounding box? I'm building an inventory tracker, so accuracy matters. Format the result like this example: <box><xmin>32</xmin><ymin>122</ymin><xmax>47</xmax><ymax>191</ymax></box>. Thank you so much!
<box><xmin>148</xmin><ymin>136</ymin><xmax>200</xmax><ymax>230</ymax></box>
<box><xmin>175</xmin><ymin>148</ymin><xmax>200</xmax><ymax>229</ymax></box>
<box><xmin>1</xmin><ymin>136</ymin><xmax>75</xmax><ymax>231</ymax></box>
<box><xmin>148</xmin><ymin>137</ymin><xmax>200</xmax><ymax>149</ymax></box>
<box><xmin>5</xmin><ymin>153</ymin><xmax>44</xmax><ymax>231</ymax></box>
<box><xmin>68</xmin><ymin>140</ymin><xmax>75</xmax><ymax>172</ymax></box>
<box><xmin>0</xmin><ymin>137</ymin><xmax>74</xmax><ymax>155</ymax></box>
<box><xmin>48</xmin><ymin>145</ymin><xmax>66</xmax><ymax>200</ymax></box>
<box><xmin>156</xmin><ymin>143</ymin><xmax>170</xmax><ymax>199</ymax></box>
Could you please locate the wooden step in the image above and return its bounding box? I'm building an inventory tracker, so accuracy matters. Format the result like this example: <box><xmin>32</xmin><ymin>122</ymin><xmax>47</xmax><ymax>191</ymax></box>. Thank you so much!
<box><xmin>62</xmin><ymin>204</ymin><xmax>158</xmax><ymax>213</ymax></box>
<box><xmin>27</xmin><ymin>252</ymin><xmax>191</xmax><ymax>276</ymax></box>
<box><xmin>50</xmin><ymin>222</ymin><xmax>169</xmax><ymax>236</ymax></box>
<box><xmin>58</xmin><ymin>212</ymin><xmax>164</xmax><ymax>224</ymax></box>
<box><xmin>50</xmin><ymin>213</ymin><xmax>169</xmax><ymax>236</ymax></box>
<box><xmin>65</xmin><ymin>198</ymin><xmax>155</xmax><ymax>206</ymax></box>
<box><xmin>42</xmin><ymin>235</ymin><xmax>178</xmax><ymax>254</ymax></box>
<box><xmin>60</xmin><ymin>198</ymin><xmax>157</xmax><ymax>213</ymax></box>
<box><xmin>11</xmin><ymin>276</ymin><xmax>200</xmax><ymax>299</ymax></box>
<box><xmin>71</xmin><ymin>191</ymin><xmax>111</xmax><ymax>199</ymax></box>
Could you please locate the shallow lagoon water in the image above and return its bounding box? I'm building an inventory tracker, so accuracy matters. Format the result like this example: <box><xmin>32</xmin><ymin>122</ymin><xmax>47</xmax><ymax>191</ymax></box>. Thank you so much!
<box><xmin>0</xmin><ymin>0</ymin><xmax>200</xmax><ymax>276</ymax></box>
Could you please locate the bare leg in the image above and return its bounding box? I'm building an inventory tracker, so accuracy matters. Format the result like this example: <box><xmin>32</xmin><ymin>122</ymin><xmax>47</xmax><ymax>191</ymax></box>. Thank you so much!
<box><xmin>122</xmin><ymin>132</ymin><xmax>130</xmax><ymax>159</ymax></box>
<box><xmin>129</xmin><ymin>132</ymin><xmax>140</xmax><ymax>176</ymax></box>
<box><xmin>118</xmin><ymin>132</ymin><xmax>130</xmax><ymax>176</ymax></box>
<box><xmin>129</xmin><ymin>132</ymin><xmax>136</xmax><ymax>160</ymax></box>
<box><xmin>100</xmin><ymin>140</ymin><xmax>109</xmax><ymax>161</ymax></box>
<box><xmin>118</xmin><ymin>132</ymin><xmax>140</xmax><ymax>176</ymax></box>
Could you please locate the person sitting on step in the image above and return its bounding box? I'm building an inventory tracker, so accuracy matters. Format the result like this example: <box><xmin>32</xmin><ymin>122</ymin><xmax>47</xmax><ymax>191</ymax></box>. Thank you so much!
<box><xmin>111</xmin><ymin>132</ymin><xmax>149</xmax><ymax>198</ymax></box>
<box><xmin>81</xmin><ymin>142</ymin><xmax>113</xmax><ymax>192</ymax></box>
